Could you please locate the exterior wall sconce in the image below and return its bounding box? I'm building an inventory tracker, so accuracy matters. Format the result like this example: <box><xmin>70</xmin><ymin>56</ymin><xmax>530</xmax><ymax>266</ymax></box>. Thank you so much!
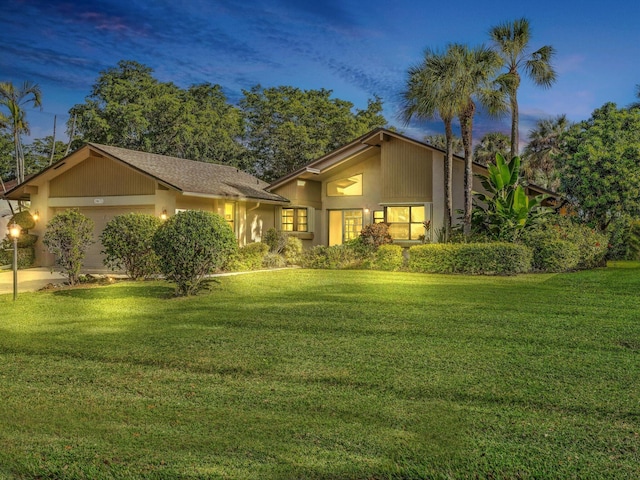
<box><xmin>32</xmin><ymin>210</ymin><xmax>39</xmax><ymax>222</ymax></box>
<box><xmin>9</xmin><ymin>223</ymin><xmax>21</xmax><ymax>301</ymax></box>
<box><xmin>160</xmin><ymin>209</ymin><xmax>168</xmax><ymax>221</ymax></box>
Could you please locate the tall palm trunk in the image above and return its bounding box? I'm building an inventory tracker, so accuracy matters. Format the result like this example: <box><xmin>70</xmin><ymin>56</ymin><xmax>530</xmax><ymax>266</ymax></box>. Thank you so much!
<box><xmin>443</xmin><ymin>117</ymin><xmax>454</xmax><ymax>236</ymax></box>
<box><xmin>510</xmin><ymin>93</ymin><xmax>519</xmax><ymax>157</ymax></box>
<box><xmin>459</xmin><ymin>101</ymin><xmax>476</xmax><ymax>236</ymax></box>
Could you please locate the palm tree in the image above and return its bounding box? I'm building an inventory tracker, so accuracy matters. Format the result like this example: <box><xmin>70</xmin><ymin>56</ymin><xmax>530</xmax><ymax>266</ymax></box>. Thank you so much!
<box><xmin>401</xmin><ymin>48</ymin><xmax>460</xmax><ymax>235</ymax></box>
<box><xmin>522</xmin><ymin>114</ymin><xmax>570</xmax><ymax>190</ymax></box>
<box><xmin>473</xmin><ymin>131</ymin><xmax>510</xmax><ymax>165</ymax></box>
<box><xmin>424</xmin><ymin>133</ymin><xmax>463</xmax><ymax>156</ymax></box>
<box><xmin>449</xmin><ymin>43</ymin><xmax>505</xmax><ymax>235</ymax></box>
<box><xmin>490</xmin><ymin>18</ymin><xmax>556</xmax><ymax>156</ymax></box>
<box><xmin>0</xmin><ymin>81</ymin><xmax>43</xmax><ymax>184</ymax></box>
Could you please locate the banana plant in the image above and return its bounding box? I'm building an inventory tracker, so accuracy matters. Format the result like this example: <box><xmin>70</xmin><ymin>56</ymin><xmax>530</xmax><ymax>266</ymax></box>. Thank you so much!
<box><xmin>472</xmin><ymin>153</ymin><xmax>551</xmax><ymax>241</ymax></box>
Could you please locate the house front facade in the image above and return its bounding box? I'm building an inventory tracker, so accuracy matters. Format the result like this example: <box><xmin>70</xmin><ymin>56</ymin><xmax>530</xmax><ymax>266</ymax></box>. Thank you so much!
<box><xmin>4</xmin><ymin>128</ymin><xmax>556</xmax><ymax>270</ymax></box>
<box><xmin>5</xmin><ymin>143</ymin><xmax>288</xmax><ymax>268</ymax></box>
<box><xmin>268</xmin><ymin>128</ymin><xmax>490</xmax><ymax>248</ymax></box>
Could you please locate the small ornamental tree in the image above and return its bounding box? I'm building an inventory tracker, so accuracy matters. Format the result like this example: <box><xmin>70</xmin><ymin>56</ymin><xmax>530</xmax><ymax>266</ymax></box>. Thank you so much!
<box><xmin>42</xmin><ymin>209</ymin><xmax>94</xmax><ymax>285</ymax></box>
<box><xmin>152</xmin><ymin>210</ymin><xmax>237</xmax><ymax>296</ymax></box>
<box><xmin>359</xmin><ymin>223</ymin><xmax>392</xmax><ymax>248</ymax></box>
<box><xmin>101</xmin><ymin>213</ymin><xmax>162</xmax><ymax>279</ymax></box>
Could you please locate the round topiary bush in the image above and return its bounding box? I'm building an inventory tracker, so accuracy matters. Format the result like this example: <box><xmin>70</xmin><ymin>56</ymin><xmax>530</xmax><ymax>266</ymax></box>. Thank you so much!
<box><xmin>101</xmin><ymin>213</ymin><xmax>162</xmax><ymax>279</ymax></box>
<box><xmin>9</xmin><ymin>210</ymin><xmax>36</xmax><ymax>231</ymax></box>
<box><xmin>152</xmin><ymin>210</ymin><xmax>237</xmax><ymax>296</ymax></box>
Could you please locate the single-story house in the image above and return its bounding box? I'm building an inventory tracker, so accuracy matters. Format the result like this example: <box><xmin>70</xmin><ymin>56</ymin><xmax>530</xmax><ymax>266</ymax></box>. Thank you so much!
<box><xmin>267</xmin><ymin>128</ymin><xmax>556</xmax><ymax>248</ymax></box>
<box><xmin>4</xmin><ymin>143</ymin><xmax>288</xmax><ymax>268</ymax></box>
<box><xmin>4</xmin><ymin>128</ymin><xmax>557</xmax><ymax>269</ymax></box>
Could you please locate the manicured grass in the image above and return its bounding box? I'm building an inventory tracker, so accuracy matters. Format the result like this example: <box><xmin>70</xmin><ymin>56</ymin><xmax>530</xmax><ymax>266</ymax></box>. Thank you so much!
<box><xmin>1</xmin><ymin>264</ymin><xmax>639</xmax><ymax>478</ymax></box>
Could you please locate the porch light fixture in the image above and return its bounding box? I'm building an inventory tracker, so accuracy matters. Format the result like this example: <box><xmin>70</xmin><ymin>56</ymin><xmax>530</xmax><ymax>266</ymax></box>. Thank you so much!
<box><xmin>31</xmin><ymin>210</ymin><xmax>39</xmax><ymax>222</ymax></box>
<box><xmin>9</xmin><ymin>223</ymin><xmax>21</xmax><ymax>301</ymax></box>
<box><xmin>160</xmin><ymin>209</ymin><xmax>168</xmax><ymax>221</ymax></box>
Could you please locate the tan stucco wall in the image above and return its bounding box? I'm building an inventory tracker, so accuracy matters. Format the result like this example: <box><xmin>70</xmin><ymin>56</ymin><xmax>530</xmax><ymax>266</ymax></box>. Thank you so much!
<box><xmin>273</xmin><ymin>179</ymin><xmax>322</xmax><ymax>209</ymax></box>
<box><xmin>381</xmin><ymin>138</ymin><xmax>432</xmax><ymax>204</ymax></box>
<box><xmin>244</xmin><ymin>204</ymin><xmax>276</xmax><ymax>244</ymax></box>
<box><xmin>49</xmin><ymin>156</ymin><xmax>156</xmax><ymax>197</ymax></box>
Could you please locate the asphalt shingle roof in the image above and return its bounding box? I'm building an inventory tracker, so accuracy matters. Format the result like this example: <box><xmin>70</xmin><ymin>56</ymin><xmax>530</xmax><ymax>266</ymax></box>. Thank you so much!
<box><xmin>89</xmin><ymin>143</ymin><xmax>287</xmax><ymax>203</ymax></box>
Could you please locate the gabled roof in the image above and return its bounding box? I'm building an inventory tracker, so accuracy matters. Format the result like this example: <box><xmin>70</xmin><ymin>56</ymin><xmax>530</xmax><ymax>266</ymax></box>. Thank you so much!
<box><xmin>4</xmin><ymin>143</ymin><xmax>288</xmax><ymax>203</ymax></box>
<box><xmin>267</xmin><ymin>127</ymin><xmax>561</xmax><ymax>203</ymax></box>
<box><xmin>267</xmin><ymin>127</ymin><xmax>466</xmax><ymax>190</ymax></box>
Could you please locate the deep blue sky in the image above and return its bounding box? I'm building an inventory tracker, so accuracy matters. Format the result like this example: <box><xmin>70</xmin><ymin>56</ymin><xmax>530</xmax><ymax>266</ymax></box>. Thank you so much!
<box><xmin>2</xmin><ymin>0</ymin><xmax>639</xmax><ymax>146</ymax></box>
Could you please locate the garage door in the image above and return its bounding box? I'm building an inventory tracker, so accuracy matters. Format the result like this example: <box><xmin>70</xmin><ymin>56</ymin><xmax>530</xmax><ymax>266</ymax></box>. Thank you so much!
<box><xmin>54</xmin><ymin>207</ymin><xmax>155</xmax><ymax>270</ymax></box>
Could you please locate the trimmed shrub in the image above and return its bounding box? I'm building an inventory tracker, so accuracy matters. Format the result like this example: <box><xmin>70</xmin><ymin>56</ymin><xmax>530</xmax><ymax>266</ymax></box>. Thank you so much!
<box><xmin>225</xmin><ymin>242</ymin><xmax>269</xmax><ymax>271</ymax></box>
<box><xmin>530</xmin><ymin>239</ymin><xmax>580</xmax><ymax>272</ymax></box>
<box><xmin>101</xmin><ymin>213</ymin><xmax>161</xmax><ymax>279</ymax></box>
<box><xmin>153</xmin><ymin>210</ymin><xmax>237</xmax><ymax>296</ymax></box>
<box><xmin>283</xmin><ymin>235</ymin><xmax>303</xmax><ymax>265</ymax></box>
<box><xmin>262</xmin><ymin>252</ymin><xmax>287</xmax><ymax>268</ymax></box>
<box><xmin>300</xmin><ymin>246</ymin><xmax>329</xmax><ymax>269</ymax></box>
<box><xmin>373</xmin><ymin>244</ymin><xmax>404</xmax><ymax>271</ymax></box>
<box><xmin>360</xmin><ymin>223</ymin><xmax>392</xmax><ymax>247</ymax></box>
<box><xmin>9</xmin><ymin>210</ymin><xmax>36</xmax><ymax>231</ymax></box>
<box><xmin>0</xmin><ymin>247</ymin><xmax>36</xmax><ymax>269</ymax></box>
<box><xmin>521</xmin><ymin>218</ymin><xmax>608</xmax><ymax>270</ymax></box>
<box><xmin>15</xmin><ymin>233</ymin><xmax>37</xmax><ymax>248</ymax></box>
<box><xmin>263</xmin><ymin>228</ymin><xmax>288</xmax><ymax>253</ymax></box>
<box><xmin>300</xmin><ymin>244</ymin><xmax>360</xmax><ymax>269</ymax></box>
<box><xmin>409</xmin><ymin>242</ymin><xmax>532</xmax><ymax>275</ymax></box>
<box><xmin>3</xmin><ymin>210</ymin><xmax>38</xmax><ymax>268</ymax></box>
<box><xmin>43</xmin><ymin>209</ymin><xmax>94</xmax><ymax>285</ymax></box>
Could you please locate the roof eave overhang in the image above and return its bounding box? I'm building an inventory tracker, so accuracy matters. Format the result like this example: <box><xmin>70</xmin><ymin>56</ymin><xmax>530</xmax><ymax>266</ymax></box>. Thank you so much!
<box><xmin>181</xmin><ymin>191</ymin><xmax>289</xmax><ymax>204</ymax></box>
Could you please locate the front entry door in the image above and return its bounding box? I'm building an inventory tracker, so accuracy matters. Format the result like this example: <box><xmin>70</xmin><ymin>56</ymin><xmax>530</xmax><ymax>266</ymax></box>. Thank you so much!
<box><xmin>328</xmin><ymin>209</ymin><xmax>363</xmax><ymax>246</ymax></box>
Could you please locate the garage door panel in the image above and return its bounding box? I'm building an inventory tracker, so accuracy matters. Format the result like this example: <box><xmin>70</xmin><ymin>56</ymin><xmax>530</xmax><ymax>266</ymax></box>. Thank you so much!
<box><xmin>53</xmin><ymin>207</ymin><xmax>155</xmax><ymax>269</ymax></box>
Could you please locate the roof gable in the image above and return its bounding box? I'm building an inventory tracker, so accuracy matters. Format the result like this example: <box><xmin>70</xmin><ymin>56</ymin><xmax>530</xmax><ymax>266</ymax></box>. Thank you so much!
<box><xmin>4</xmin><ymin>143</ymin><xmax>288</xmax><ymax>203</ymax></box>
<box><xmin>88</xmin><ymin>144</ymin><xmax>286</xmax><ymax>202</ymax></box>
<box><xmin>267</xmin><ymin>127</ymin><xmax>459</xmax><ymax>190</ymax></box>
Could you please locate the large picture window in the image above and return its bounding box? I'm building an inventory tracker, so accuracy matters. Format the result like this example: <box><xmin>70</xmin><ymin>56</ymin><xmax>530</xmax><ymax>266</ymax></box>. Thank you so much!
<box><xmin>327</xmin><ymin>174</ymin><xmax>362</xmax><ymax>197</ymax></box>
<box><xmin>386</xmin><ymin>205</ymin><xmax>426</xmax><ymax>240</ymax></box>
<box><xmin>282</xmin><ymin>207</ymin><xmax>308</xmax><ymax>232</ymax></box>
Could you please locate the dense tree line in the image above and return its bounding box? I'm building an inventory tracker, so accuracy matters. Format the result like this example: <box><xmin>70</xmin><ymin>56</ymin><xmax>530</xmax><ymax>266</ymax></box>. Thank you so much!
<box><xmin>63</xmin><ymin>60</ymin><xmax>386</xmax><ymax>182</ymax></box>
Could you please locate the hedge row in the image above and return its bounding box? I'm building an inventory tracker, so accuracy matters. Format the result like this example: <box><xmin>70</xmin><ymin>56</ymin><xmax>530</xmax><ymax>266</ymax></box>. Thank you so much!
<box><xmin>408</xmin><ymin>243</ymin><xmax>532</xmax><ymax>275</ymax></box>
<box><xmin>0</xmin><ymin>247</ymin><xmax>36</xmax><ymax>269</ymax></box>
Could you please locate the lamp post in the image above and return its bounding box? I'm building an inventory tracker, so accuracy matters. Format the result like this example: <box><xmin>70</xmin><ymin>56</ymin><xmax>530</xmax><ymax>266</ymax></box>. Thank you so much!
<box><xmin>9</xmin><ymin>222</ymin><xmax>21</xmax><ymax>301</ymax></box>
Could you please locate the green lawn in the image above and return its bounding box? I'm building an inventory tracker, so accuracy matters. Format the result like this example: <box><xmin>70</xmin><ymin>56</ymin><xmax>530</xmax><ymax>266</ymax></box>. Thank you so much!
<box><xmin>1</xmin><ymin>264</ymin><xmax>639</xmax><ymax>479</ymax></box>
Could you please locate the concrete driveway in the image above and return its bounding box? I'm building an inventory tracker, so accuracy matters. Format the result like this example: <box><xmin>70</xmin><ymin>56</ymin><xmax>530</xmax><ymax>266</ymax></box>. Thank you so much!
<box><xmin>0</xmin><ymin>267</ymin><xmax>68</xmax><ymax>295</ymax></box>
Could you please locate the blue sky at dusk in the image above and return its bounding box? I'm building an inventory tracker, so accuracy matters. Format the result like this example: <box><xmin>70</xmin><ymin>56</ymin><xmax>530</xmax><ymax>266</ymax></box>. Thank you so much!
<box><xmin>2</xmin><ymin>0</ymin><xmax>639</xmax><ymax>145</ymax></box>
